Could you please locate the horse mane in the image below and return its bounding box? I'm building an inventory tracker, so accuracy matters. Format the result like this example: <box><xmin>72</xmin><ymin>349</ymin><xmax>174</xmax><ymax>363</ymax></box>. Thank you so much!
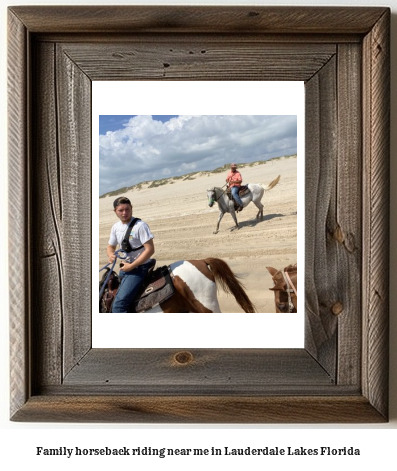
<box><xmin>203</xmin><ymin>258</ymin><xmax>256</xmax><ymax>313</ymax></box>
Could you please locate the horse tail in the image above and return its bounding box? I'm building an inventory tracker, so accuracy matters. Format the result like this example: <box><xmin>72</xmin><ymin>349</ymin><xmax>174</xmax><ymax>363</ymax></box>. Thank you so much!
<box><xmin>203</xmin><ymin>258</ymin><xmax>256</xmax><ymax>313</ymax></box>
<box><xmin>263</xmin><ymin>175</ymin><xmax>280</xmax><ymax>191</ymax></box>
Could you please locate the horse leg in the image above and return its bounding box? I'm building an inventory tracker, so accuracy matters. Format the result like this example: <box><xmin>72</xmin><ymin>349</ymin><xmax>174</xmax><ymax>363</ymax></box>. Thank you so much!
<box><xmin>229</xmin><ymin>207</ymin><xmax>239</xmax><ymax>231</ymax></box>
<box><xmin>253</xmin><ymin>199</ymin><xmax>264</xmax><ymax>220</ymax></box>
<box><xmin>214</xmin><ymin>211</ymin><xmax>225</xmax><ymax>234</ymax></box>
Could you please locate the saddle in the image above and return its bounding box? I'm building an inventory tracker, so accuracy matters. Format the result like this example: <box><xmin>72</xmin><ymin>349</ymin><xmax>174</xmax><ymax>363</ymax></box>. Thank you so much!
<box><xmin>132</xmin><ymin>261</ymin><xmax>175</xmax><ymax>312</ymax></box>
<box><xmin>226</xmin><ymin>185</ymin><xmax>250</xmax><ymax>210</ymax></box>
<box><xmin>99</xmin><ymin>259</ymin><xmax>175</xmax><ymax>313</ymax></box>
<box><xmin>226</xmin><ymin>185</ymin><xmax>249</xmax><ymax>198</ymax></box>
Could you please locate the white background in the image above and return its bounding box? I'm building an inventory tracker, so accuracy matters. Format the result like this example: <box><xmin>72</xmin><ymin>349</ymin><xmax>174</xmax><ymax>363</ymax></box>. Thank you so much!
<box><xmin>1</xmin><ymin>0</ymin><xmax>396</xmax><ymax>469</ymax></box>
<box><xmin>93</xmin><ymin>81</ymin><xmax>305</xmax><ymax>348</ymax></box>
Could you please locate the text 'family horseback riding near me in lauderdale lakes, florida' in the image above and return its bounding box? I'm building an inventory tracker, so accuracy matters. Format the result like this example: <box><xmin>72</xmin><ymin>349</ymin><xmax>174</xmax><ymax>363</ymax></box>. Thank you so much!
<box><xmin>35</xmin><ymin>445</ymin><xmax>361</xmax><ymax>459</ymax></box>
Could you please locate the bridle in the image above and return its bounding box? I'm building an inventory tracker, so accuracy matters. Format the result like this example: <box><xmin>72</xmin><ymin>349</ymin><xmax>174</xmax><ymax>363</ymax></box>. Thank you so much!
<box><xmin>281</xmin><ymin>268</ymin><xmax>297</xmax><ymax>313</ymax></box>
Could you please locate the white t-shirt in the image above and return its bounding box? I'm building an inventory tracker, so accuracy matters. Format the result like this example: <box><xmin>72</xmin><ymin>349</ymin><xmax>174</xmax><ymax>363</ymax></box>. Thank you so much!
<box><xmin>108</xmin><ymin>218</ymin><xmax>154</xmax><ymax>262</ymax></box>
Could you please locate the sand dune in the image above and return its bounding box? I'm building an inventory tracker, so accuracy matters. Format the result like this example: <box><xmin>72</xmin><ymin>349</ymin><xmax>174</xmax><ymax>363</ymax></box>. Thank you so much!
<box><xmin>99</xmin><ymin>157</ymin><xmax>297</xmax><ymax>312</ymax></box>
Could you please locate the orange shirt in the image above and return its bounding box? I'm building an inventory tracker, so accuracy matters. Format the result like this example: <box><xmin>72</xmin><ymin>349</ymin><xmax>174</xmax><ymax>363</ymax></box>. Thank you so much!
<box><xmin>226</xmin><ymin>170</ymin><xmax>242</xmax><ymax>188</ymax></box>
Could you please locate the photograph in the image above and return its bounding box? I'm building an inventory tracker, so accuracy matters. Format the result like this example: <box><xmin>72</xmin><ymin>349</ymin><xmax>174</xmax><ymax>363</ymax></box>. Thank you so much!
<box><xmin>98</xmin><ymin>114</ymin><xmax>298</xmax><ymax>315</ymax></box>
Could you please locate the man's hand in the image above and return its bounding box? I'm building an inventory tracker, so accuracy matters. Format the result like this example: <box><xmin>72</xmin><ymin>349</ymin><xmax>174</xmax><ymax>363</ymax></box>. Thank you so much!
<box><xmin>119</xmin><ymin>261</ymin><xmax>135</xmax><ymax>272</ymax></box>
<box><xmin>107</xmin><ymin>244</ymin><xmax>117</xmax><ymax>264</ymax></box>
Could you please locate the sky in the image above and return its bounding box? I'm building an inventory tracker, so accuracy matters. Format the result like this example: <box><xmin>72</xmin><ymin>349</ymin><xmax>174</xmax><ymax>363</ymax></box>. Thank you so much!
<box><xmin>99</xmin><ymin>115</ymin><xmax>297</xmax><ymax>195</ymax></box>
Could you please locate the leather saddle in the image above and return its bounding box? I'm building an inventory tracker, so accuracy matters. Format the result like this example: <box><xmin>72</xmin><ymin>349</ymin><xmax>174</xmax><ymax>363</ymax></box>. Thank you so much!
<box><xmin>226</xmin><ymin>185</ymin><xmax>249</xmax><ymax>197</ymax></box>
<box><xmin>131</xmin><ymin>259</ymin><xmax>175</xmax><ymax>312</ymax></box>
<box><xmin>226</xmin><ymin>185</ymin><xmax>250</xmax><ymax>210</ymax></box>
<box><xmin>99</xmin><ymin>259</ymin><xmax>175</xmax><ymax>313</ymax></box>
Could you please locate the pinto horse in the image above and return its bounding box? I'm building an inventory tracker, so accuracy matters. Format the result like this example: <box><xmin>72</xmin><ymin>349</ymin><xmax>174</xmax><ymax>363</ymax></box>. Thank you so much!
<box><xmin>100</xmin><ymin>257</ymin><xmax>256</xmax><ymax>313</ymax></box>
<box><xmin>266</xmin><ymin>264</ymin><xmax>297</xmax><ymax>313</ymax></box>
<box><xmin>207</xmin><ymin>175</ymin><xmax>280</xmax><ymax>234</ymax></box>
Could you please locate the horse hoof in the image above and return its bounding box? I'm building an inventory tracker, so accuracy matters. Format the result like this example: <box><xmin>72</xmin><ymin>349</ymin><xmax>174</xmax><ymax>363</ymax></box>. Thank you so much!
<box><xmin>213</xmin><ymin>230</ymin><xmax>219</xmax><ymax>234</ymax></box>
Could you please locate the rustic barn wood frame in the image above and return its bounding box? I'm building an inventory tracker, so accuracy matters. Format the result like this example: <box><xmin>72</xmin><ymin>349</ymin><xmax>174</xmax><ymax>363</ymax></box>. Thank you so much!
<box><xmin>8</xmin><ymin>6</ymin><xmax>390</xmax><ymax>423</ymax></box>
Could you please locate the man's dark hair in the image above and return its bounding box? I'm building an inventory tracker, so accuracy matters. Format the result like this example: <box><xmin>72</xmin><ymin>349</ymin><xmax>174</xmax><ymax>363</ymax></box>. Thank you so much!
<box><xmin>113</xmin><ymin>196</ymin><xmax>132</xmax><ymax>209</ymax></box>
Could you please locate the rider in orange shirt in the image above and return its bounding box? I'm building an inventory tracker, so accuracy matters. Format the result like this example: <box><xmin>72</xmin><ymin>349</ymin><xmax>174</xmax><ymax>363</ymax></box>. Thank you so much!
<box><xmin>226</xmin><ymin>163</ymin><xmax>244</xmax><ymax>211</ymax></box>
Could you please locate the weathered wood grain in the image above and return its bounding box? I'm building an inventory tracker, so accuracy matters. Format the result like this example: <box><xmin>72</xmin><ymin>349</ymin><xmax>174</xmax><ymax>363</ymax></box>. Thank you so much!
<box><xmin>362</xmin><ymin>9</ymin><xmax>390</xmax><ymax>419</ymax></box>
<box><xmin>7</xmin><ymin>6</ymin><xmax>387</xmax><ymax>34</ymax></box>
<box><xmin>60</xmin><ymin>42</ymin><xmax>336</xmax><ymax>81</ymax></box>
<box><xmin>11</xmin><ymin>396</ymin><xmax>385</xmax><ymax>424</ymax></box>
<box><xmin>63</xmin><ymin>349</ymin><xmax>333</xmax><ymax>391</ymax></box>
<box><xmin>304</xmin><ymin>42</ymin><xmax>363</xmax><ymax>384</ymax></box>
<box><xmin>55</xmin><ymin>44</ymin><xmax>92</xmax><ymax>376</ymax></box>
<box><xmin>8</xmin><ymin>9</ymin><xmax>30</xmax><ymax>420</ymax></box>
<box><xmin>335</xmin><ymin>43</ymin><xmax>363</xmax><ymax>386</ymax></box>
<box><xmin>304</xmin><ymin>56</ymin><xmax>338</xmax><ymax>378</ymax></box>
<box><xmin>8</xmin><ymin>6</ymin><xmax>390</xmax><ymax>423</ymax></box>
<box><xmin>31</xmin><ymin>42</ymin><xmax>92</xmax><ymax>388</ymax></box>
<box><xmin>32</xmin><ymin>42</ymin><xmax>63</xmax><ymax>389</ymax></box>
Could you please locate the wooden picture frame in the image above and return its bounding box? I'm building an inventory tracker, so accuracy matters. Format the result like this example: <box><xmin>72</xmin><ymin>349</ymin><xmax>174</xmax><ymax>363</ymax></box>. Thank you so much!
<box><xmin>8</xmin><ymin>6</ymin><xmax>390</xmax><ymax>423</ymax></box>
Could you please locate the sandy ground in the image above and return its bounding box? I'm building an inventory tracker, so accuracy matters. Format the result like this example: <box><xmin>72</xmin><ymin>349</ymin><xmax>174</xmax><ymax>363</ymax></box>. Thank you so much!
<box><xmin>99</xmin><ymin>157</ymin><xmax>297</xmax><ymax>313</ymax></box>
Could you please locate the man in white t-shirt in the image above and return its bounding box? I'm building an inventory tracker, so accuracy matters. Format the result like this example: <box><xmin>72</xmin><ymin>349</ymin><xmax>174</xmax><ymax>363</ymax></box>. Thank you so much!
<box><xmin>106</xmin><ymin>196</ymin><xmax>155</xmax><ymax>312</ymax></box>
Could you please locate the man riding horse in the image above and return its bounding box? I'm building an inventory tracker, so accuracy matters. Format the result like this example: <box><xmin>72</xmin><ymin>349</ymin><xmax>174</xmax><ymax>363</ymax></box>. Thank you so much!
<box><xmin>101</xmin><ymin>197</ymin><xmax>257</xmax><ymax>313</ymax></box>
<box><xmin>226</xmin><ymin>163</ymin><xmax>244</xmax><ymax>211</ymax></box>
<box><xmin>107</xmin><ymin>196</ymin><xmax>155</xmax><ymax>312</ymax></box>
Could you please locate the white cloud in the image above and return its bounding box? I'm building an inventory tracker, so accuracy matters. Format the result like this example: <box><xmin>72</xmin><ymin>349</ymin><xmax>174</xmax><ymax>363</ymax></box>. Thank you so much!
<box><xmin>99</xmin><ymin>115</ymin><xmax>296</xmax><ymax>195</ymax></box>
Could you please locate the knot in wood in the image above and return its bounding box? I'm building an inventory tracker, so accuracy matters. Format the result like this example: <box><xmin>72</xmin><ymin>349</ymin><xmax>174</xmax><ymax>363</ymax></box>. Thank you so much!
<box><xmin>174</xmin><ymin>351</ymin><xmax>194</xmax><ymax>365</ymax></box>
<box><xmin>333</xmin><ymin>225</ymin><xmax>344</xmax><ymax>244</ymax></box>
<box><xmin>331</xmin><ymin>302</ymin><xmax>344</xmax><ymax>316</ymax></box>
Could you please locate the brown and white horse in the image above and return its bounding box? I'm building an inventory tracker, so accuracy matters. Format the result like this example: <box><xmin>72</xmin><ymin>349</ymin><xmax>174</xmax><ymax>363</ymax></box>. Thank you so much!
<box><xmin>266</xmin><ymin>264</ymin><xmax>297</xmax><ymax>313</ymax></box>
<box><xmin>101</xmin><ymin>257</ymin><xmax>256</xmax><ymax>313</ymax></box>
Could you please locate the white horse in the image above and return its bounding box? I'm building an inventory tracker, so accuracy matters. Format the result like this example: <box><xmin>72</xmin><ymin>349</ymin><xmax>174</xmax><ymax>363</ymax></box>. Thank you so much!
<box><xmin>207</xmin><ymin>175</ymin><xmax>280</xmax><ymax>234</ymax></box>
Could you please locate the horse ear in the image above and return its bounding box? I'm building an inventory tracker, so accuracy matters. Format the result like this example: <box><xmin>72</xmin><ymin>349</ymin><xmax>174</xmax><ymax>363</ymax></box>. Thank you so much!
<box><xmin>266</xmin><ymin>266</ymin><xmax>278</xmax><ymax>277</ymax></box>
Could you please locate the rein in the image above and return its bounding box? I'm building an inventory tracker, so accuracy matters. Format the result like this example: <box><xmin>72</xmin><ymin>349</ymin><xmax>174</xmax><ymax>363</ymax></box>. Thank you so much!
<box><xmin>99</xmin><ymin>249</ymin><xmax>127</xmax><ymax>301</ymax></box>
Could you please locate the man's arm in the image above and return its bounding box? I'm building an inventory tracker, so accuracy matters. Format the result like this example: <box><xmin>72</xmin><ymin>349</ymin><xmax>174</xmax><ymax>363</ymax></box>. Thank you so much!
<box><xmin>119</xmin><ymin>239</ymin><xmax>155</xmax><ymax>272</ymax></box>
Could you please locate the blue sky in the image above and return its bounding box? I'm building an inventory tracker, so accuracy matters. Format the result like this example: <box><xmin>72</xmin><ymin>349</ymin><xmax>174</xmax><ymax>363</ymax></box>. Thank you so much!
<box><xmin>99</xmin><ymin>115</ymin><xmax>179</xmax><ymax>134</ymax></box>
<box><xmin>99</xmin><ymin>115</ymin><xmax>297</xmax><ymax>195</ymax></box>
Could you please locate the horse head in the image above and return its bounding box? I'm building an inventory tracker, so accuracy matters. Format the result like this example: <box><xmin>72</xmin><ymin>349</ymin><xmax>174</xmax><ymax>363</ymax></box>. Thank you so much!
<box><xmin>266</xmin><ymin>265</ymin><xmax>297</xmax><ymax>313</ymax></box>
<box><xmin>207</xmin><ymin>187</ymin><xmax>218</xmax><ymax>207</ymax></box>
